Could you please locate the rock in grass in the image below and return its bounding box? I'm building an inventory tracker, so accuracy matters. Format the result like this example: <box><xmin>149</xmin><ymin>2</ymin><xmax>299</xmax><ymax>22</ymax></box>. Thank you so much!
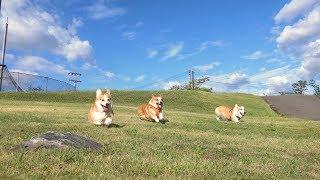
<box><xmin>11</xmin><ymin>132</ymin><xmax>102</xmax><ymax>151</ymax></box>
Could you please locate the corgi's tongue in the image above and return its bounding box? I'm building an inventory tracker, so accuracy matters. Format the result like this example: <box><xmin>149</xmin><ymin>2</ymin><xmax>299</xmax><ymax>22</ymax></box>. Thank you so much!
<box><xmin>101</xmin><ymin>104</ymin><xmax>109</xmax><ymax>112</ymax></box>
<box><xmin>103</xmin><ymin>107</ymin><xmax>109</xmax><ymax>112</ymax></box>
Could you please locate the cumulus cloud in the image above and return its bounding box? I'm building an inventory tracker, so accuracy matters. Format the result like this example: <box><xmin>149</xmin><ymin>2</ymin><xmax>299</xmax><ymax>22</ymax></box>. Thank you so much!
<box><xmin>241</xmin><ymin>51</ymin><xmax>271</xmax><ymax>60</ymax></box>
<box><xmin>87</xmin><ymin>0</ymin><xmax>126</xmax><ymax>20</ymax></box>
<box><xmin>275</xmin><ymin>1</ymin><xmax>320</xmax><ymax>79</ymax></box>
<box><xmin>162</xmin><ymin>42</ymin><xmax>184</xmax><ymax>60</ymax></box>
<box><xmin>1</xmin><ymin>0</ymin><xmax>92</xmax><ymax>62</ymax></box>
<box><xmin>193</xmin><ymin>61</ymin><xmax>220</xmax><ymax>72</ymax></box>
<box><xmin>274</xmin><ymin>0</ymin><xmax>319</xmax><ymax>24</ymax></box>
<box><xmin>12</xmin><ymin>56</ymin><xmax>69</xmax><ymax>75</ymax></box>
<box><xmin>264</xmin><ymin>76</ymin><xmax>290</xmax><ymax>95</ymax></box>
<box><xmin>202</xmin><ymin>66</ymin><xmax>299</xmax><ymax>94</ymax></box>
<box><xmin>204</xmin><ymin>72</ymin><xmax>249</xmax><ymax>92</ymax></box>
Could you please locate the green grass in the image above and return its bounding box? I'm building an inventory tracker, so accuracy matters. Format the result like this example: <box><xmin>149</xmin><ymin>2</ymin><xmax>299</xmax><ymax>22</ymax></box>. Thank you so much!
<box><xmin>0</xmin><ymin>91</ymin><xmax>319</xmax><ymax>179</ymax></box>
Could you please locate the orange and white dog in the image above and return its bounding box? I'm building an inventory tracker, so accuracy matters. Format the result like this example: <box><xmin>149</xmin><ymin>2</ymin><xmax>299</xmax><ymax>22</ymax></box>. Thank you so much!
<box><xmin>138</xmin><ymin>95</ymin><xmax>164</xmax><ymax>123</ymax></box>
<box><xmin>215</xmin><ymin>104</ymin><xmax>246</xmax><ymax>123</ymax></box>
<box><xmin>88</xmin><ymin>89</ymin><xmax>114</xmax><ymax>126</ymax></box>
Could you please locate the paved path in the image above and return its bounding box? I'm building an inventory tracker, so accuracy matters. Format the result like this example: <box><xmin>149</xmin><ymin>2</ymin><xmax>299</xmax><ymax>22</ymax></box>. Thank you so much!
<box><xmin>263</xmin><ymin>95</ymin><xmax>320</xmax><ymax>120</ymax></box>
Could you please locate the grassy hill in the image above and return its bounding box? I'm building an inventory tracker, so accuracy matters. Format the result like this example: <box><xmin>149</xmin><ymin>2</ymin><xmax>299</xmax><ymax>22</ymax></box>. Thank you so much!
<box><xmin>0</xmin><ymin>91</ymin><xmax>320</xmax><ymax>178</ymax></box>
<box><xmin>0</xmin><ymin>90</ymin><xmax>276</xmax><ymax>116</ymax></box>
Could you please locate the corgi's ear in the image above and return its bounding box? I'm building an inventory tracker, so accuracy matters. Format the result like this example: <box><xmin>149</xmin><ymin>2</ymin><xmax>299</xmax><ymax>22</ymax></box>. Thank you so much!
<box><xmin>151</xmin><ymin>94</ymin><xmax>155</xmax><ymax>98</ymax></box>
<box><xmin>96</xmin><ymin>89</ymin><xmax>102</xmax><ymax>99</ymax></box>
<box><xmin>235</xmin><ymin>104</ymin><xmax>239</xmax><ymax>108</ymax></box>
<box><xmin>106</xmin><ymin>89</ymin><xmax>111</xmax><ymax>95</ymax></box>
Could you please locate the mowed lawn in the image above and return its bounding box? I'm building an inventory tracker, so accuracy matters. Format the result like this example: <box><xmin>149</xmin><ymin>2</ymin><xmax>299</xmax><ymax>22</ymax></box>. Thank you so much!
<box><xmin>0</xmin><ymin>91</ymin><xmax>320</xmax><ymax>179</ymax></box>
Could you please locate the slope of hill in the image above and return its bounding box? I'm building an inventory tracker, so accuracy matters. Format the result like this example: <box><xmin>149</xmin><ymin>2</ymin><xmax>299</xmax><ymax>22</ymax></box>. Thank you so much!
<box><xmin>0</xmin><ymin>90</ymin><xmax>277</xmax><ymax>117</ymax></box>
<box><xmin>1</xmin><ymin>91</ymin><xmax>320</xmax><ymax>178</ymax></box>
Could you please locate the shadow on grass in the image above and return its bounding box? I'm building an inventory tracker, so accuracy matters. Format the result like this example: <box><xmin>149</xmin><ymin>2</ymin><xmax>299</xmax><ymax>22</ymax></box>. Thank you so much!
<box><xmin>107</xmin><ymin>123</ymin><xmax>125</xmax><ymax>128</ymax></box>
<box><xmin>160</xmin><ymin>118</ymin><xmax>169</xmax><ymax>124</ymax></box>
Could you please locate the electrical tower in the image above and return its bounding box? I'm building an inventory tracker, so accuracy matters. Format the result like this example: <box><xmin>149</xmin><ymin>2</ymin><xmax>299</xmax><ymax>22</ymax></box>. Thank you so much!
<box><xmin>188</xmin><ymin>69</ymin><xmax>210</xmax><ymax>89</ymax></box>
<box><xmin>68</xmin><ymin>72</ymin><xmax>81</xmax><ymax>91</ymax></box>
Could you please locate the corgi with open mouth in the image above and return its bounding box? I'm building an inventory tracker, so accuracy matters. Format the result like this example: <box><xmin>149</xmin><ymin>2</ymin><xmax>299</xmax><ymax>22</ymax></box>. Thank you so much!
<box><xmin>138</xmin><ymin>94</ymin><xmax>164</xmax><ymax>123</ymax></box>
<box><xmin>88</xmin><ymin>89</ymin><xmax>114</xmax><ymax>126</ymax></box>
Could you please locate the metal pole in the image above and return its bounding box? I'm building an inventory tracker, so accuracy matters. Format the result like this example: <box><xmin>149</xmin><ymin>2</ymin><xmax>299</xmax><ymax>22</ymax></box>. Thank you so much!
<box><xmin>0</xmin><ymin>17</ymin><xmax>8</xmax><ymax>91</ymax></box>
<box><xmin>16</xmin><ymin>72</ymin><xmax>19</xmax><ymax>92</ymax></box>
<box><xmin>188</xmin><ymin>70</ymin><xmax>192</xmax><ymax>89</ymax></box>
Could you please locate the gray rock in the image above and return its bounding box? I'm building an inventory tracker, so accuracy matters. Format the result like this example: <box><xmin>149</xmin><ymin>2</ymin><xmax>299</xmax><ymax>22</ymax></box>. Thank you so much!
<box><xmin>11</xmin><ymin>132</ymin><xmax>102</xmax><ymax>151</ymax></box>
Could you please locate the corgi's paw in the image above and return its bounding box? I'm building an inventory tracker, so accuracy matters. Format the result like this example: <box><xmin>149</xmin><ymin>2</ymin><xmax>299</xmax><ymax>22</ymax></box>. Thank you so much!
<box><xmin>104</xmin><ymin>117</ymin><xmax>113</xmax><ymax>126</ymax></box>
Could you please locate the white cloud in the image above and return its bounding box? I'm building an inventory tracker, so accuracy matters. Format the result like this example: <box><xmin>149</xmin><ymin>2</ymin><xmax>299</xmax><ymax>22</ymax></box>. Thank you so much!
<box><xmin>199</xmin><ymin>40</ymin><xmax>229</xmax><ymax>52</ymax></box>
<box><xmin>163</xmin><ymin>81</ymin><xmax>181</xmax><ymax>90</ymax></box>
<box><xmin>204</xmin><ymin>72</ymin><xmax>249</xmax><ymax>91</ymax></box>
<box><xmin>87</xmin><ymin>0</ymin><xmax>126</xmax><ymax>20</ymax></box>
<box><xmin>1</xmin><ymin>0</ymin><xmax>92</xmax><ymax>62</ymax></box>
<box><xmin>275</xmin><ymin>0</ymin><xmax>319</xmax><ymax>24</ymax></box>
<box><xmin>202</xmin><ymin>66</ymin><xmax>300</xmax><ymax>94</ymax></box>
<box><xmin>162</xmin><ymin>42</ymin><xmax>184</xmax><ymax>60</ymax></box>
<box><xmin>193</xmin><ymin>61</ymin><xmax>220</xmax><ymax>72</ymax></box>
<box><xmin>276</xmin><ymin>7</ymin><xmax>320</xmax><ymax>52</ymax></box>
<box><xmin>241</xmin><ymin>51</ymin><xmax>271</xmax><ymax>60</ymax></box>
<box><xmin>9</xmin><ymin>69</ymin><xmax>38</xmax><ymax>75</ymax></box>
<box><xmin>122</xmin><ymin>31</ymin><xmax>136</xmax><ymax>40</ymax></box>
<box><xmin>12</xmin><ymin>56</ymin><xmax>69</xmax><ymax>75</ymax></box>
<box><xmin>105</xmin><ymin>71</ymin><xmax>116</xmax><ymax>79</ymax></box>
<box><xmin>275</xmin><ymin>2</ymin><xmax>320</xmax><ymax>79</ymax></box>
<box><xmin>264</xmin><ymin>76</ymin><xmax>290</xmax><ymax>95</ymax></box>
<box><xmin>147</xmin><ymin>49</ymin><xmax>158</xmax><ymax>58</ymax></box>
<box><xmin>135</xmin><ymin>75</ymin><xmax>145</xmax><ymax>82</ymax></box>
<box><xmin>55</xmin><ymin>37</ymin><xmax>92</xmax><ymax>61</ymax></box>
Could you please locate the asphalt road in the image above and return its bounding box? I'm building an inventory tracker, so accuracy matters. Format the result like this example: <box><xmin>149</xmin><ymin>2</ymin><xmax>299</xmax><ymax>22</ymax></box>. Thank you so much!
<box><xmin>263</xmin><ymin>95</ymin><xmax>320</xmax><ymax>121</ymax></box>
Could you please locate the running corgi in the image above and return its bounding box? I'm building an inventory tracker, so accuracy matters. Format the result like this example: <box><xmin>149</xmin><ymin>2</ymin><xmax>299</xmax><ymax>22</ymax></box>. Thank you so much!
<box><xmin>215</xmin><ymin>104</ymin><xmax>246</xmax><ymax>122</ymax></box>
<box><xmin>88</xmin><ymin>89</ymin><xmax>114</xmax><ymax>126</ymax></box>
<box><xmin>138</xmin><ymin>95</ymin><xmax>164</xmax><ymax>123</ymax></box>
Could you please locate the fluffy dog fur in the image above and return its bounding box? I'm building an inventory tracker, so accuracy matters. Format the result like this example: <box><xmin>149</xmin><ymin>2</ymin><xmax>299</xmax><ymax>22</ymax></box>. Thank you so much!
<box><xmin>138</xmin><ymin>95</ymin><xmax>164</xmax><ymax>123</ymax></box>
<box><xmin>215</xmin><ymin>104</ymin><xmax>246</xmax><ymax>122</ymax></box>
<box><xmin>88</xmin><ymin>89</ymin><xmax>114</xmax><ymax>126</ymax></box>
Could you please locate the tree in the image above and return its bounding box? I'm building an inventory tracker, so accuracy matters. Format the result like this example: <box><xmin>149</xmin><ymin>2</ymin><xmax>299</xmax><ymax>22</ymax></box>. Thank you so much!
<box><xmin>291</xmin><ymin>80</ymin><xmax>308</xmax><ymax>95</ymax></box>
<box><xmin>309</xmin><ymin>79</ymin><xmax>320</xmax><ymax>96</ymax></box>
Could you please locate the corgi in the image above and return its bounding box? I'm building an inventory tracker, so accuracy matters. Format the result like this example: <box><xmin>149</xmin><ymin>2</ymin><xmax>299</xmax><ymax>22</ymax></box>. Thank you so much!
<box><xmin>215</xmin><ymin>104</ymin><xmax>246</xmax><ymax>122</ymax></box>
<box><xmin>88</xmin><ymin>89</ymin><xmax>114</xmax><ymax>126</ymax></box>
<box><xmin>138</xmin><ymin>94</ymin><xmax>164</xmax><ymax>123</ymax></box>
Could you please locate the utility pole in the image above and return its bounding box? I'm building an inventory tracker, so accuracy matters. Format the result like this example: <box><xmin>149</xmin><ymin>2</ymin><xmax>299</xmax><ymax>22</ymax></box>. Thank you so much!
<box><xmin>68</xmin><ymin>72</ymin><xmax>81</xmax><ymax>91</ymax></box>
<box><xmin>188</xmin><ymin>69</ymin><xmax>195</xmax><ymax>89</ymax></box>
<box><xmin>0</xmin><ymin>17</ymin><xmax>8</xmax><ymax>91</ymax></box>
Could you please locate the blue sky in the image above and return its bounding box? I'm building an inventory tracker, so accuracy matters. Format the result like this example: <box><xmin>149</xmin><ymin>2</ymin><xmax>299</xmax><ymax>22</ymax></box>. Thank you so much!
<box><xmin>2</xmin><ymin>0</ymin><xmax>320</xmax><ymax>94</ymax></box>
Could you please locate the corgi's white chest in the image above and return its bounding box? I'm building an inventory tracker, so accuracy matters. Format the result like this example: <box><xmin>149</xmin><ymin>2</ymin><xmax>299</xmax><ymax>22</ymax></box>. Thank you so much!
<box><xmin>93</xmin><ymin>111</ymin><xmax>107</xmax><ymax>120</ymax></box>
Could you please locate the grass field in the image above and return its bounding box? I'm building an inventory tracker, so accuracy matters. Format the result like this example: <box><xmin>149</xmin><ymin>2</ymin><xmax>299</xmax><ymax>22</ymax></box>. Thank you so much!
<box><xmin>0</xmin><ymin>91</ymin><xmax>320</xmax><ymax>179</ymax></box>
